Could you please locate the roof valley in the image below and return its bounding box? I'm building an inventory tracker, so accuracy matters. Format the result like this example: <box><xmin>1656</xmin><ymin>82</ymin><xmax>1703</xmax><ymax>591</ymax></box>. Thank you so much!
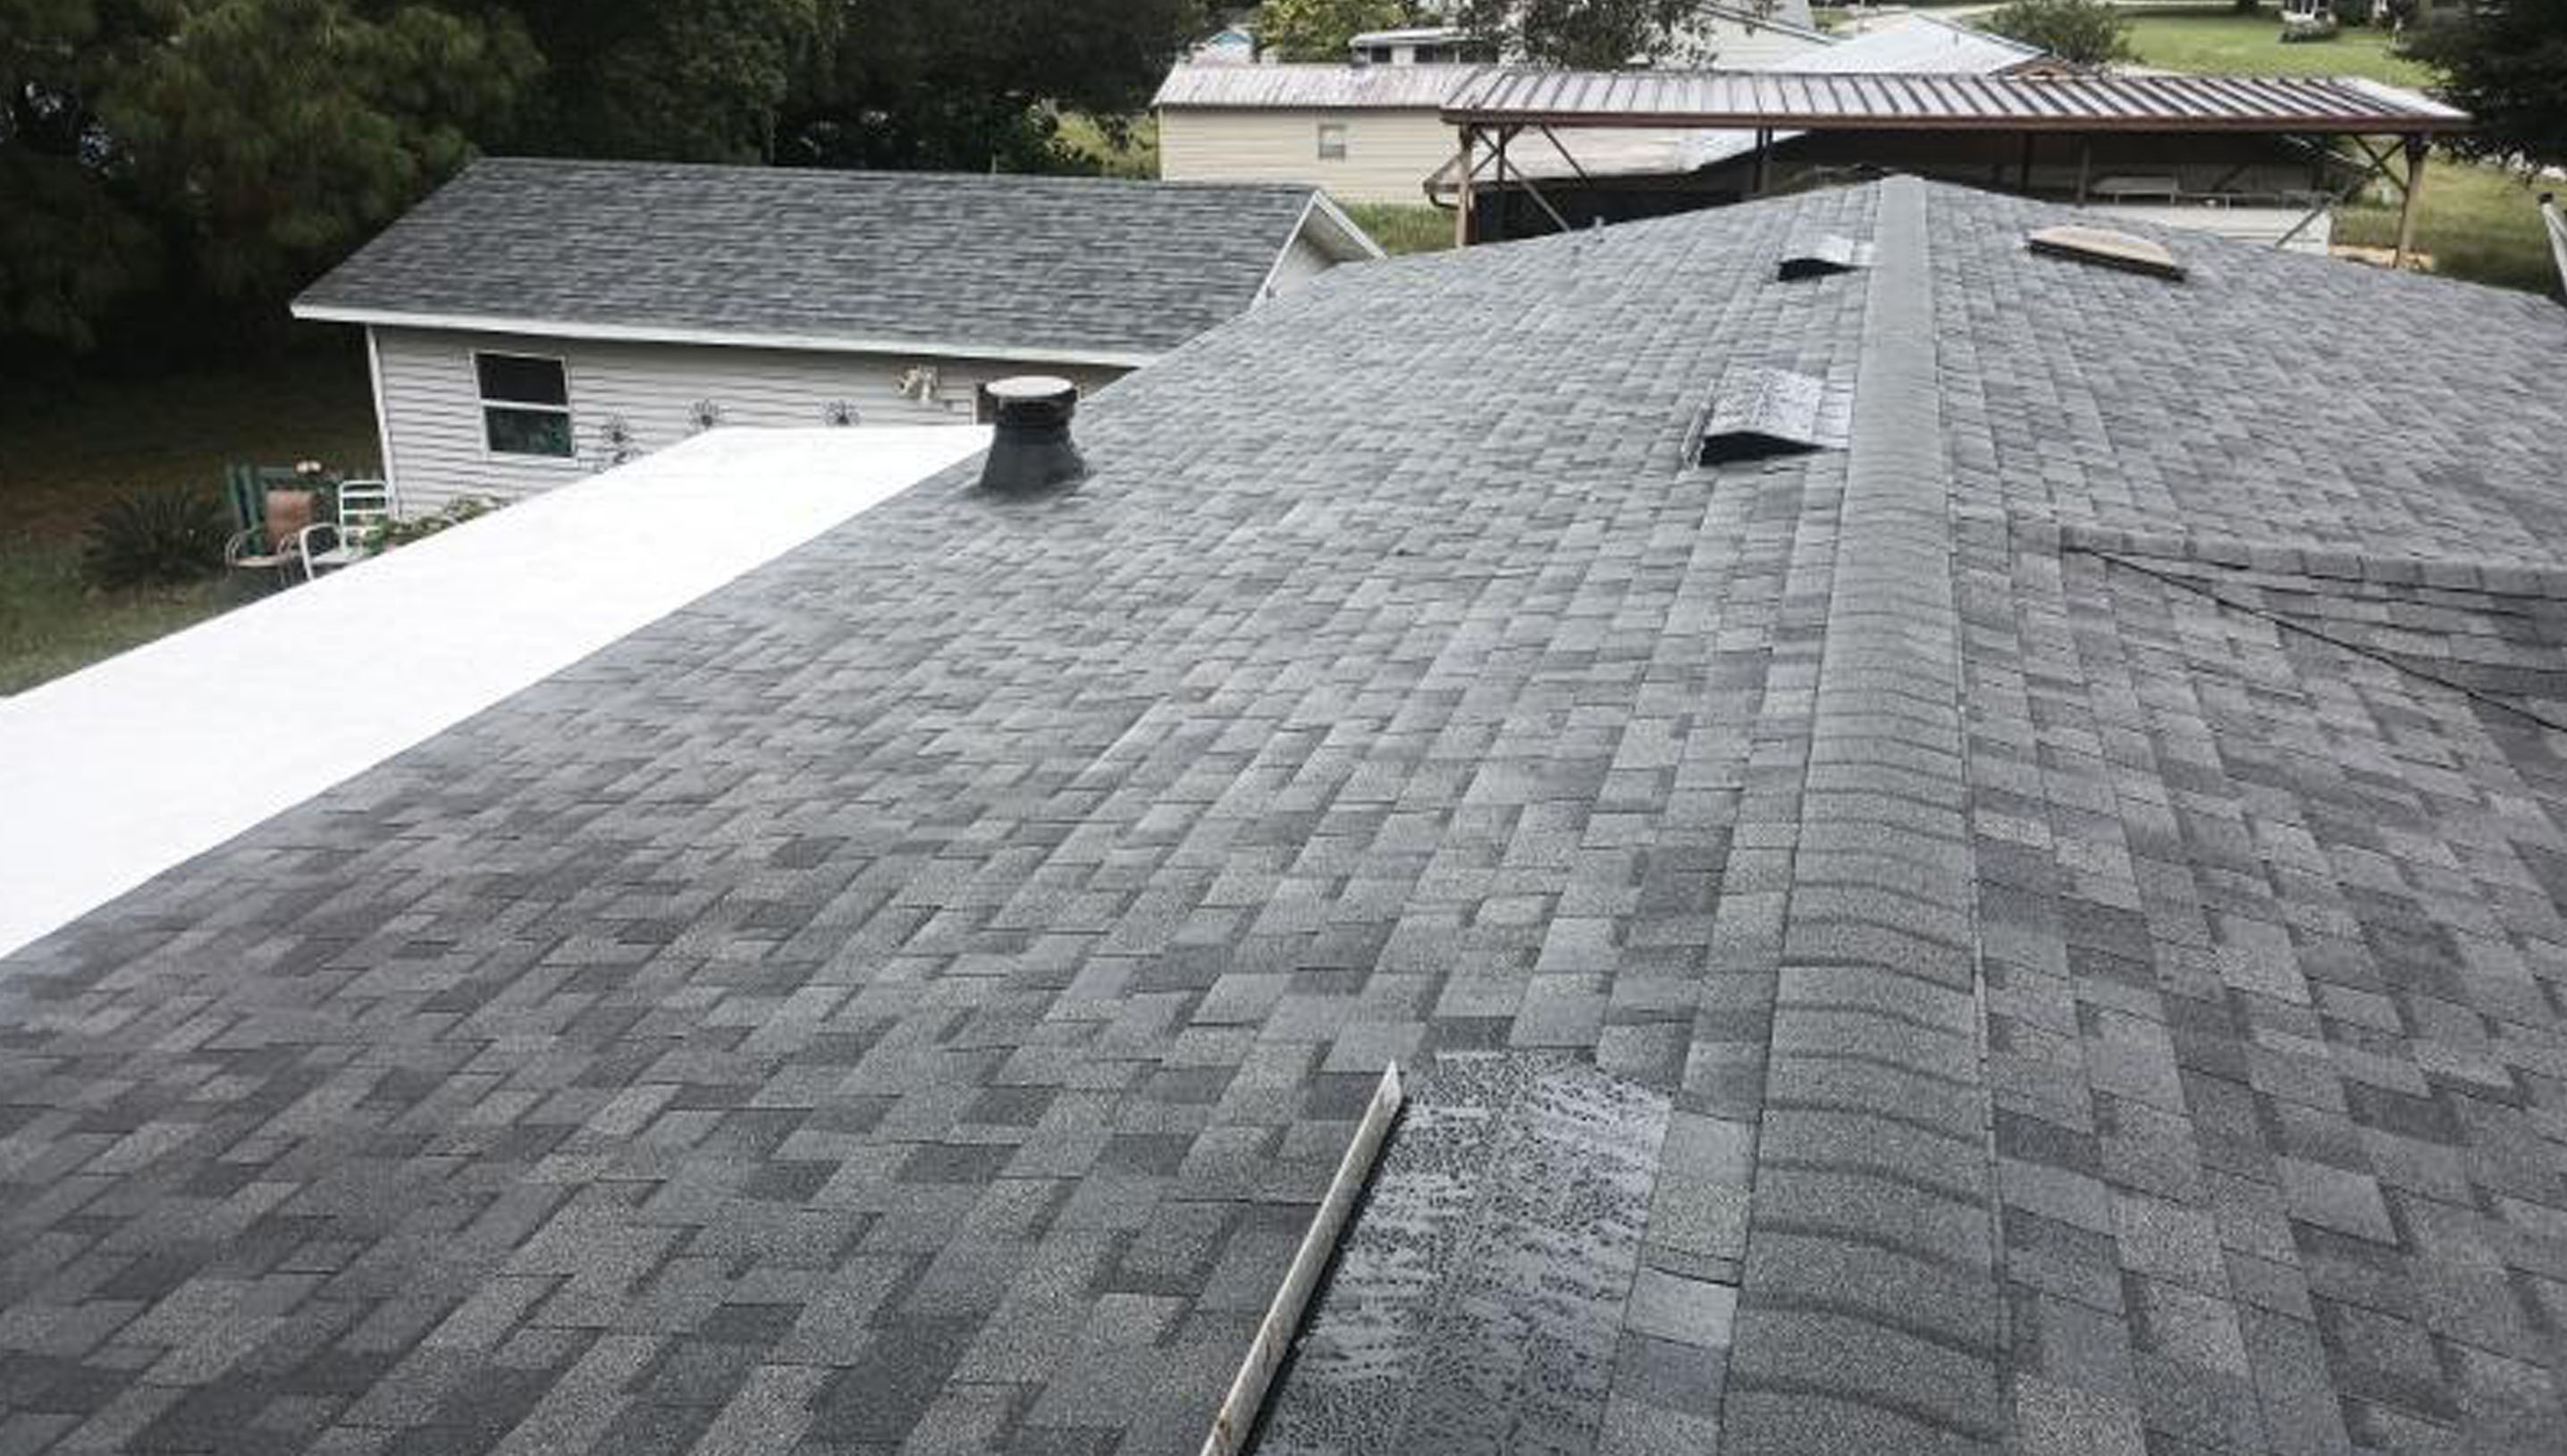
<box><xmin>1718</xmin><ymin>177</ymin><xmax>2011</xmax><ymax>1454</ymax></box>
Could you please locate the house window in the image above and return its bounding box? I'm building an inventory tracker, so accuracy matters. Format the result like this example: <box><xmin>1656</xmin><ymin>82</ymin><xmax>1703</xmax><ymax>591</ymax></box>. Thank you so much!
<box><xmin>476</xmin><ymin>352</ymin><xmax>573</xmax><ymax>458</ymax></box>
<box><xmin>1317</xmin><ymin>123</ymin><xmax>1349</xmax><ymax>161</ymax></box>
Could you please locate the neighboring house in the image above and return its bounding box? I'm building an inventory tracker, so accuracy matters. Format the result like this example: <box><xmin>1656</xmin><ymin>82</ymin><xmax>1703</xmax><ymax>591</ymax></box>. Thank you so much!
<box><xmin>1356</xmin><ymin>0</ymin><xmax>1828</xmax><ymax>65</ymax></box>
<box><xmin>17</xmin><ymin>179</ymin><xmax>2567</xmax><ymax>1456</ymax></box>
<box><xmin>1785</xmin><ymin>10</ymin><xmax>2052</xmax><ymax>73</ymax></box>
<box><xmin>1190</xmin><ymin>21</ymin><xmax>1258</xmax><ymax>63</ymax></box>
<box><xmin>1347</xmin><ymin>25</ymin><xmax>1495</xmax><ymax>65</ymax></box>
<box><xmin>1678</xmin><ymin>0</ymin><xmax>1832</xmax><ymax>66</ymax></box>
<box><xmin>1154</xmin><ymin>63</ymin><xmax>1479</xmax><ymax>203</ymax></box>
<box><xmin>291</xmin><ymin>159</ymin><xmax>1380</xmax><ymax>511</ymax></box>
<box><xmin>1150</xmin><ymin>4</ymin><xmax>1847</xmax><ymax>205</ymax></box>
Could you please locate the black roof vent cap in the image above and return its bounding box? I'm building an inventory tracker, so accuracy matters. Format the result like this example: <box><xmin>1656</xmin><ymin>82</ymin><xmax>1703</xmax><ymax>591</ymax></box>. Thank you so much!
<box><xmin>1777</xmin><ymin>233</ymin><xmax>1875</xmax><ymax>281</ymax></box>
<box><xmin>977</xmin><ymin>375</ymin><xmax>1087</xmax><ymax>494</ymax></box>
<box><xmin>1694</xmin><ymin>366</ymin><xmax>1829</xmax><ymax>466</ymax></box>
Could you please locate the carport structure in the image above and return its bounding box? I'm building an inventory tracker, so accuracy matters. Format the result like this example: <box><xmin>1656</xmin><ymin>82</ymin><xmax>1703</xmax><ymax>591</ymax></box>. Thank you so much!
<box><xmin>1439</xmin><ymin>69</ymin><xmax>2470</xmax><ymax>262</ymax></box>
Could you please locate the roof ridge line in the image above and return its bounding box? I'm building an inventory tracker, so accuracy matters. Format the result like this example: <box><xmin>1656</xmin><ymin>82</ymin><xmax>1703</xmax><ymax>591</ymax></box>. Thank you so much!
<box><xmin>1717</xmin><ymin>174</ymin><xmax>2013</xmax><ymax>1456</ymax></box>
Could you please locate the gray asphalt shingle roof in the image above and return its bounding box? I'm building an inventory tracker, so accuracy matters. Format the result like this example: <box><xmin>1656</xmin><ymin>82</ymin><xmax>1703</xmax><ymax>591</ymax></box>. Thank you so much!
<box><xmin>12</xmin><ymin>177</ymin><xmax>2567</xmax><ymax>1456</ymax></box>
<box><xmin>291</xmin><ymin>159</ymin><xmax>1341</xmax><ymax>361</ymax></box>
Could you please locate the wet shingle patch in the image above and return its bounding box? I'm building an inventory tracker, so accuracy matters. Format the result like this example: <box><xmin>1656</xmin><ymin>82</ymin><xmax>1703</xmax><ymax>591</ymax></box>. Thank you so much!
<box><xmin>1252</xmin><ymin>1054</ymin><xmax>1685</xmax><ymax>1456</ymax></box>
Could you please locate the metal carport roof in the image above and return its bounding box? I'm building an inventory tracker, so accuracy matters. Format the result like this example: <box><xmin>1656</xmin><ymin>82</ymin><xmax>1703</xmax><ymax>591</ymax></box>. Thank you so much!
<box><xmin>1441</xmin><ymin>69</ymin><xmax>2469</xmax><ymax>134</ymax></box>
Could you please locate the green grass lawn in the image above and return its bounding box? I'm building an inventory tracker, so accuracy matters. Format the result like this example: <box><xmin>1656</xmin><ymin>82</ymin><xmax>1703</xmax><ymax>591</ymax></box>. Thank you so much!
<box><xmin>2104</xmin><ymin>5</ymin><xmax>2557</xmax><ymax>297</ymax></box>
<box><xmin>0</xmin><ymin>337</ymin><xmax>378</xmax><ymax>694</ymax></box>
<box><xmin>2122</xmin><ymin>7</ymin><xmax>2433</xmax><ymax>86</ymax></box>
<box><xmin>0</xmin><ymin>547</ymin><xmax>251</xmax><ymax>696</ymax></box>
<box><xmin>2336</xmin><ymin>162</ymin><xmax>2566</xmax><ymax>296</ymax></box>
<box><xmin>1344</xmin><ymin>203</ymin><xmax>1457</xmax><ymax>255</ymax></box>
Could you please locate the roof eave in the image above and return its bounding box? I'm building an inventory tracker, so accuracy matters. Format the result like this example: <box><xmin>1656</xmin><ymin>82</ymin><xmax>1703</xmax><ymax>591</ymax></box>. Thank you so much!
<box><xmin>287</xmin><ymin>304</ymin><xmax>1166</xmax><ymax>370</ymax></box>
<box><xmin>1304</xmin><ymin>192</ymin><xmax>1390</xmax><ymax>261</ymax></box>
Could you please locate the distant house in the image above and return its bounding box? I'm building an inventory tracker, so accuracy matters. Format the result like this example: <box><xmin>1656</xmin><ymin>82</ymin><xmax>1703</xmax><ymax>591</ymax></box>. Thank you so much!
<box><xmin>1678</xmin><ymin>0</ymin><xmax>1832</xmax><ymax>67</ymax></box>
<box><xmin>1153</xmin><ymin>4</ymin><xmax>1867</xmax><ymax>205</ymax></box>
<box><xmin>1149</xmin><ymin>7</ymin><xmax>1871</xmax><ymax>207</ymax></box>
<box><xmin>1343</xmin><ymin>3</ymin><xmax>1829</xmax><ymax>68</ymax></box>
<box><xmin>1788</xmin><ymin>11</ymin><xmax>2056</xmax><ymax>75</ymax></box>
<box><xmin>1346</xmin><ymin>25</ymin><xmax>1495</xmax><ymax>65</ymax></box>
<box><xmin>1191</xmin><ymin>21</ymin><xmax>1259</xmax><ymax>64</ymax></box>
<box><xmin>292</xmin><ymin>160</ymin><xmax>1379</xmax><ymax>511</ymax></box>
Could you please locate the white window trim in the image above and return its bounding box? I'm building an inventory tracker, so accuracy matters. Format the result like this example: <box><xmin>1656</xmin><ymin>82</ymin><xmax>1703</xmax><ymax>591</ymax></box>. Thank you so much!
<box><xmin>473</xmin><ymin>349</ymin><xmax>578</xmax><ymax>463</ymax></box>
<box><xmin>1317</xmin><ymin>122</ymin><xmax>1349</xmax><ymax>162</ymax></box>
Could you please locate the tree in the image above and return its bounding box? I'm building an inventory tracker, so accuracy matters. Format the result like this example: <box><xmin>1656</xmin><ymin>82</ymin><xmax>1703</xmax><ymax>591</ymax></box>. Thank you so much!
<box><xmin>2</xmin><ymin>0</ymin><xmax>537</xmax><ymax>354</ymax></box>
<box><xmin>1262</xmin><ymin>0</ymin><xmax>1418</xmax><ymax>61</ymax></box>
<box><xmin>508</xmin><ymin>0</ymin><xmax>837</xmax><ymax>162</ymax></box>
<box><xmin>1452</xmin><ymin>0</ymin><xmax>1714</xmax><ymax>66</ymax></box>
<box><xmin>780</xmin><ymin>0</ymin><xmax>1213</xmax><ymax>173</ymax></box>
<box><xmin>1982</xmin><ymin>0</ymin><xmax>2134</xmax><ymax>67</ymax></box>
<box><xmin>2403</xmin><ymin>0</ymin><xmax>2567</xmax><ymax>173</ymax></box>
<box><xmin>2</xmin><ymin>0</ymin><xmax>1222</xmax><ymax>359</ymax></box>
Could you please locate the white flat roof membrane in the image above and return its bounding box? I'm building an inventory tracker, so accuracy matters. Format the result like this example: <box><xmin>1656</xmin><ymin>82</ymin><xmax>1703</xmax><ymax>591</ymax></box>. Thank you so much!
<box><xmin>0</xmin><ymin>425</ymin><xmax>990</xmax><ymax>959</ymax></box>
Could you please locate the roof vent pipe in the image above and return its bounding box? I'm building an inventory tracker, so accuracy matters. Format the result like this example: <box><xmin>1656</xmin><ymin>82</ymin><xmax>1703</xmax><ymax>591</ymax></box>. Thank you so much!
<box><xmin>2540</xmin><ymin>194</ymin><xmax>2566</xmax><ymax>304</ymax></box>
<box><xmin>977</xmin><ymin>376</ymin><xmax>1086</xmax><ymax>494</ymax></box>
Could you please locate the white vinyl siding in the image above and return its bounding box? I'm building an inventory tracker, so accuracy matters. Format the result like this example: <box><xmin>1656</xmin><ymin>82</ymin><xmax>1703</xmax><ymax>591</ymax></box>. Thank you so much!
<box><xmin>1158</xmin><ymin>106</ymin><xmax>1457</xmax><ymax>205</ymax></box>
<box><xmin>370</xmin><ymin>327</ymin><xmax>1124</xmax><ymax>513</ymax></box>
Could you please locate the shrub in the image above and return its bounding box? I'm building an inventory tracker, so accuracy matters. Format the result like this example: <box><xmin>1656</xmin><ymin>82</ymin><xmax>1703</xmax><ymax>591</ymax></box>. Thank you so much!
<box><xmin>374</xmin><ymin>496</ymin><xmax>500</xmax><ymax>550</ymax></box>
<box><xmin>80</xmin><ymin>488</ymin><xmax>231</xmax><ymax>592</ymax></box>
<box><xmin>1984</xmin><ymin>0</ymin><xmax>2135</xmax><ymax>67</ymax></box>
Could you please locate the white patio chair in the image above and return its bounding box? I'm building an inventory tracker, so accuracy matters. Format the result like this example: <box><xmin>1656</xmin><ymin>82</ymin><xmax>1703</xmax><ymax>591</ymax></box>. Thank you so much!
<box><xmin>294</xmin><ymin>479</ymin><xmax>395</xmax><ymax>581</ymax></box>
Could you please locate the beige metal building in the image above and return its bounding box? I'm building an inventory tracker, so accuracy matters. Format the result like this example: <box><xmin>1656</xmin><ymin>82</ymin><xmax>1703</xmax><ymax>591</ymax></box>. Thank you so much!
<box><xmin>1154</xmin><ymin>63</ymin><xmax>1477</xmax><ymax>205</ymax></box>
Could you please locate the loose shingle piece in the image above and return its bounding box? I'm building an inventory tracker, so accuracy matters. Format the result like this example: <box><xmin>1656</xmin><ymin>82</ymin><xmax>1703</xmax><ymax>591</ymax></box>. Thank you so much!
<box><xmin>2026</xmin><ymin>223</ymin><xmax>2185</xmax><ymax>280</ymax></box>
<box><xmin>8</xmin><ymin>178</ymin><xmax>2567</xmax><ymax>1456</ymax></box>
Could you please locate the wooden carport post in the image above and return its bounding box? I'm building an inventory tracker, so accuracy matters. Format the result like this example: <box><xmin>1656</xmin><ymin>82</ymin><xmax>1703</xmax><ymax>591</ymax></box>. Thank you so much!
<box><xmin>2394</xmin><ymin>134</ymin><xmax>2428</xmax><ymax>270</ymax></box>
<box><xmin>1453</xmin><ymin>125</ymin><xmax>1477</xmax><ymax>248</ymax></box>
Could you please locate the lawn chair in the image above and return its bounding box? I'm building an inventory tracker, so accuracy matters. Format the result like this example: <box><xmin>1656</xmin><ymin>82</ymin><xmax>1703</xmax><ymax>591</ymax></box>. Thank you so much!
<box><xmin>292</xmin><ymin>478</ymin><xmax>393</xmax><ymax>581</ymax></box>
<box><xmin>2279</xmin><ymin>0</ymin><xmax>2339</xmax><ymax>41</ymax></box>
<box><xmin>226</xmin><ymin>484</ymin><xmax>320</xmax><ymax>587</ymax></box>
<box><xmin>222</xmin><ymin>463</ymin><xmax>302</xmax><ymax>536</ymax></box>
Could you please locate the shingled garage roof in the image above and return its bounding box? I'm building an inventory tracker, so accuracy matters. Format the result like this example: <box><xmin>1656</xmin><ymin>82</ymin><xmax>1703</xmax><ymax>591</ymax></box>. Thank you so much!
<box><xmin>12</xmin><ymin>180</ymin><xmax>2567</xmax><ymax>1456</ymax></box>
<box><xmin>291</xmin><ymin>159</ymin><xmax>1356</xmax><ymax>364</ymax></box>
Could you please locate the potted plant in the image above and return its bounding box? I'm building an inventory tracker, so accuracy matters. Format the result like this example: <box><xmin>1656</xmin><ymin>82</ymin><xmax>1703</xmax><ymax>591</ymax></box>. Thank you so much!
<box><xmin>263</xmin><ymin>459</ymin><xmax>334</xmax><ymax>548</ymax></box>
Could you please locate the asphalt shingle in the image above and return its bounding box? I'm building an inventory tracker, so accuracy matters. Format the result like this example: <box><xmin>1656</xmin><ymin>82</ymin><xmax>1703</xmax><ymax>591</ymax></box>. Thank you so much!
<box><xmin>10</xmin><ymin>175</ymin><xmax>2567</xmax><ymax>1456</ymax></box>
<box><xmin>292</xmin><ymin>159</ymin><xmax>1341</xmax><ymax>360</ymax></box>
